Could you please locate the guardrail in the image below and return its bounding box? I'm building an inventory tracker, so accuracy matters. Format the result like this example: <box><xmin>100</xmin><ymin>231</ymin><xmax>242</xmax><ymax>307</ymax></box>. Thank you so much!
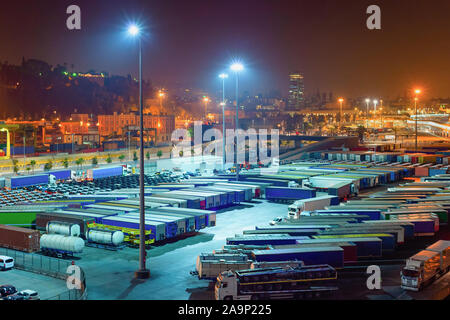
<box><xmin>0</xmin><ymin>247</ymin><xmax>87</xmax><ymax>300</ymax></box>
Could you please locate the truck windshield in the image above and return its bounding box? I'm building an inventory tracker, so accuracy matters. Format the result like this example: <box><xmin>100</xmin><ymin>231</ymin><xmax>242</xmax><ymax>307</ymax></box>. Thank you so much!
<box><xmin>402</xmin><ymin>269</ymin><xmax>419</xmax><ymax>277</ymax></box>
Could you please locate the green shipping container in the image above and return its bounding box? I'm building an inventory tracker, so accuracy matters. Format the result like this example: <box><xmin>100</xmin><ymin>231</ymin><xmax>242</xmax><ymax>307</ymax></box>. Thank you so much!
<box><xmin>0</xmin><ymin>211</ymin><xmax>37</xmax><ymax>227</ymax></box>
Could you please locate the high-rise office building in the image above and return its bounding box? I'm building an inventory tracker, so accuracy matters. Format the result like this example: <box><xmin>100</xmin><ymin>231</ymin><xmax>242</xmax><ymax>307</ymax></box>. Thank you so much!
<box><xmin>287</xmin><ymin>72</ymin><xmax>305</xmax><ymax>111</ymax></box>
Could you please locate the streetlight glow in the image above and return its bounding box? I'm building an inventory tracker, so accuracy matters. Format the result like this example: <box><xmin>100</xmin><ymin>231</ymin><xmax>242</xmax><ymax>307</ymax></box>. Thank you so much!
<box><xmin>230</xmin><ymin>63</ymin><xmax>244</xmax><ymax>72</ymax></box>
<box><xmin>219</xmin><ymin>73</ymin><xmax>229</xmax><ymax>79</ymax></box>
<box><xmin>128</xmin><ymin>24</ymin><xmax>140</xmax><ymax>36</ymax></box>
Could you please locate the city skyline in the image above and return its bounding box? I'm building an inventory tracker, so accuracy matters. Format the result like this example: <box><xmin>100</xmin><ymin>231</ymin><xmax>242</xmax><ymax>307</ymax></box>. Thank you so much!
<box><xmin>2</xmin><ymin>1</ymin><xmax>450</xmax><ymax>99</ymax></box>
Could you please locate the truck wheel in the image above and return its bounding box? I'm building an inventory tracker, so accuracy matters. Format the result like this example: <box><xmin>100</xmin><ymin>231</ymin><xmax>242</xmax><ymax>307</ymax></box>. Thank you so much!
<box><xmin>224</xmin><ymin>296</ymin><xmax>233</xmax><ymax>301</ymax></box>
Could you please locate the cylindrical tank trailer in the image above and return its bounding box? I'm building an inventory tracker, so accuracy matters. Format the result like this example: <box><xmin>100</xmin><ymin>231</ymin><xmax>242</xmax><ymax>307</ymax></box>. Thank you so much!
<box><xmin>86</xmin><ymin>229</ymin><xmax>124</xmax><ymax>247</ymax></box>
<box><xmin>46</xmin><ymin>221</ymin><xmax>81</xmax><ymax>237</ymax></box>
<box><xmin>40</xmin><ymin>234</ymin><xmax>85</xmax><ymax>253</ymax></box>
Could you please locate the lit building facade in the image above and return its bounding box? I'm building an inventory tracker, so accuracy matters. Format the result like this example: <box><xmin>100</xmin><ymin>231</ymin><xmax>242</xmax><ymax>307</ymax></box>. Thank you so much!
<box><xmin>97</xmin><ymin>112</ymin><xmax>175</xmax><ymax>143</ymax></box>
<box><xmin>287</xmin><ymin>72</ymin><xmax>305</xmax><ymax>111</ymax></box>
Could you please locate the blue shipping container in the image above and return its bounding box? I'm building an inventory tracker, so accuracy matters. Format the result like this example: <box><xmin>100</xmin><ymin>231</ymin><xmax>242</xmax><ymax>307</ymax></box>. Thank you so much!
<box><xmin>8</xmin><ymin>174</ymin><xmax>49</xmax><ymax>188</ymax></box>
<box><xmin>265</xmin><ymin>187</ymin><xmax>316</xmax><ymax>201</ymax></box>
<box><xmin>252</xmin><ymin>246</ymin><xmax>344</xmax><ymax>268</ymax></box>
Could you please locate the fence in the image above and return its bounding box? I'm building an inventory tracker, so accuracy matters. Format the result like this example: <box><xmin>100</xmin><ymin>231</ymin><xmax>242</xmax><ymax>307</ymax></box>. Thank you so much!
<box><xmin>0</xmin><ymin>247</ymin><xmax>87</xmax><ymax>300</ymax></box>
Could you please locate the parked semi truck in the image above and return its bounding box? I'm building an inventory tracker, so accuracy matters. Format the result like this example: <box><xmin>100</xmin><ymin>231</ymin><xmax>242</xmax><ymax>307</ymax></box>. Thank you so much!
<box><xmin>401</xmin><ymin>240</ymin><xmax>450</xmax><ymax>291</ymax></box>
<box><xmin>288</xmin><ymin>195</ymin><xmax>339</xmax><ymax>219</ymax></box>
<box><xmin>215</xmin><ymin>264</ymin><xmax>338</xmax><ymax>300</ymax></box>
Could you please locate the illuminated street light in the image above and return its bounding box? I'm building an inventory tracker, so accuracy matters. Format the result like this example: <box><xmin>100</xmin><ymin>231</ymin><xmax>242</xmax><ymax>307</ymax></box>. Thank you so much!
<box><xmin>414</xmin><ymin>89</ymin><xmax>422</xmax><ymax>152</ymax></box>
<box><xmin>365</xmin><ymin>98</ymin><xmax>370</xmax><ymax>129</ymax></box>
<box><xmin>230</xmin><ymin>63</ymin><xmax>244</xmax><ymax>72</ymax></box>
<box><xmin>128</xmin><ymin>24</ymin><xmax>140</xmax><ymax>36</ymax></box>
<box><xmin>127</xmin><ymin>22</ymin><xmax>149</xmax><ymax>280</ymax></box>
<box><xmin>219</xmin><ymin>73</ymin><xmax>228</xmax><ymax>170</ymax></box>
<box><xmin>203</xmin><ymin>97</ymin><xmax>210</xmax><ymax>118</ymax></box>
<box><xmin>338</xmin><ymin>98</ymin><xmax>344</xmax><ymax>130</ymax></box>
<box><xmin>230</xmin><ymin>62</ymin><xmax>244</xmax><ymax>181</ymax></box>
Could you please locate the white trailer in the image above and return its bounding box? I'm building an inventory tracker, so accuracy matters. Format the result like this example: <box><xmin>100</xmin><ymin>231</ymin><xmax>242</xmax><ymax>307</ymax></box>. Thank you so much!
<box><xmin>288</xmin><ymin>195</ymin><xmax>337</xmax><ymax>219</ymax></box>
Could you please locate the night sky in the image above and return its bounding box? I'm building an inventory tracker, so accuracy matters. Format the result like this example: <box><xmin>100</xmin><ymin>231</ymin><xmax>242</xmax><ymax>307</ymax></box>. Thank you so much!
<box><xmin>2</xmin><ymin>0</ymin><xmax>450</xmax><ymax>99</ymax></box>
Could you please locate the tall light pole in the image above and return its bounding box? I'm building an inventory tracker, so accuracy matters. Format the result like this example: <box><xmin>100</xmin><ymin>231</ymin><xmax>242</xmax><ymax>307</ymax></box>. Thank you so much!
<box><xmin>338</xmin><ymin>98</ymin><xmax>344</xmax><ymax>131</ymax></box>
<box><xmin>219</xmin><ymin>73</ymin><xmax>228</xmax><ymax>171</ymax></box>
<box><xmin>230</xmin><ymin>62</ymin><xmax>244</xmax><ymax>181</ymax></box>
<box><xmin>203</xmin><ymin>97</ymin><xmax>210</xmax><ymax>120</ymax></box>
<box><xmin>365</xmin><ymin>98</ymin><xmax>370</xmax><ymax>129</ymax></box>
<box><xmin>159</xmin><ymin>90</ymin><xmax>165</xmax><ymax>109</ymax></box>
<box><xmin>128</xmin><ymin>24</ymin><xmax>150</xmax><ymax>280</ymax></box>
<box><xmin>373</xmin><ymin>100</ymin><xmax>378</xmax><ymax>128</ymax></box>
<box><xmin>380</xmin><ymin>99</ymin><xmax>383</xmax><ymax>128</ymax></box>
<box><xmin>414</xmin><ymin>89</ymin><xmax>421</xmax><ymax>152</ymax></box>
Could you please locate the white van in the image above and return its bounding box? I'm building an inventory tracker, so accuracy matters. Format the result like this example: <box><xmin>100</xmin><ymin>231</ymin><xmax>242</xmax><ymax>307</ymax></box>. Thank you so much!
<box><xmin>0</xmin><ymin>256</ymin><xmax>14</xmax><ymax>271</ymax></box>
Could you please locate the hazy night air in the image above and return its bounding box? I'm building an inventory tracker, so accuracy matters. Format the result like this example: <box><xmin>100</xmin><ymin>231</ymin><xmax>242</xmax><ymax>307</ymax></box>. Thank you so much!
<box><xmin>1</xmin><ymin>0</ymin><xmax>450</xmax><ymax>98</ymax></box>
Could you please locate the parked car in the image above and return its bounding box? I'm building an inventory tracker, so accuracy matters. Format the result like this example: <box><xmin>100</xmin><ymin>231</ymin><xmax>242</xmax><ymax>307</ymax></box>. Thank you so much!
<box><xmin>269</xmin><ymin>217</ymin><xmax>284</xmax><ymax>225</ymax></box>
<box><xmin>17</xmin><ymin>290</ymin><xmax>40</xmax><ymax>300</ymax></box>
<box><xmin>2</xmin><ymin>294</ymin><xmax>26</xmax><ymax>300</ymax></box>
<box><xmin>0</xmin><ymin>256</ymin><xmax>14</xmax><ymax>271</ymax></box>
<box><xmin>0</xmin><ymin>285</ymin><xmax>17</xmax><ymax>297</ymax></box>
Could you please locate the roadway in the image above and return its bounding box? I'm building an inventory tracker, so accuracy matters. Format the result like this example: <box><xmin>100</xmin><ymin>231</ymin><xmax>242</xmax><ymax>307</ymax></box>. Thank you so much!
<box><xmin>0</xmin><ymin>268</ymin><xmax>67</xmax><ymax>300</ymax></box>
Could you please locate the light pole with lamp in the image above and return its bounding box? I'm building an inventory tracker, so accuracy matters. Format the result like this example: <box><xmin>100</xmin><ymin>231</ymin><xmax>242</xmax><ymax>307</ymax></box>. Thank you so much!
<box><xmin>128</xmin><ymin>23</ymin><xmax>150</xmax><ymax>279</ymax></box>
<box><xmin>414</xmin><ymin>89</ymin><xmax>421</xmax><ymax>152</ymax></box>
<box><xmin>338</xmin><ymin>98</ymin><xmax>344</xmax><ymax>131</ymax></box>
<box><xmin>365</xmin><ymin>98</ymin><xmax>370</xmax><ymax>129</ymax></box>
<box><xmin>373</xmin><ymin>100</ymin><xmax>378</xmax><ymax>128</ymax></box>
<box><xmin>219</xmin><ymin>73</ymin><xmax>228</xmax><ymax>171</ymax></box>
<box><xmin>230</xmin><ymin>62</ymin><xmax>244</xmax><ymax>181</ymax></box>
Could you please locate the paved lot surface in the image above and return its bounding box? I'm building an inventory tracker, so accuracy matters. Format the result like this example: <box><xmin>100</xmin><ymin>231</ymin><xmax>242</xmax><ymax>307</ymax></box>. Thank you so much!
<box><xmin>0</xmin><ymin>269</ymin><xmax>67</xmax><ymax>299</ymax></box>
<box><xmin>77</xmin><ymin>200</ymin><xmax>289</xmax><ymax>300</ymax></box>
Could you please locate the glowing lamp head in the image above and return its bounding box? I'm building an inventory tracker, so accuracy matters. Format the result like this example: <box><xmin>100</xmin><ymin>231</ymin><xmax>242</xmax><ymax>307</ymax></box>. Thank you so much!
<box><xmin>373</xmin><ymin>100</ymin><xmax>378</xmax><ymax>104</ymax></box>
<box><xmin>415</xmin><ymin>89</ymin><xmax>421</xmax><ymax>95</ymax></box>
<box><xmin>230</xmin><ymin>63</ymin><xmax>244</xmax><ymax>72</ymax></box>
<box><xmin>338</xmin><ymin>98</ymin><xmax>344</xmax><ymax>103</ymax></box>
<box><xmin>203</xmin><ymin>97</ymin><xmax>210</xmax><ymax>103</ymax></box>
<box><xmin>128</xmin><ymin>25</ymin><xmax>140</xmax><ymax>36</ymax></box>
<box><xmin>219</xmin><ymin>73</ymin><xmax>229</xmax><ymax>79</ymax></box>
<box><xmin>365</xmin><ymin>98</ymin><xmax>370</xmax><ymax>103</ymax></box>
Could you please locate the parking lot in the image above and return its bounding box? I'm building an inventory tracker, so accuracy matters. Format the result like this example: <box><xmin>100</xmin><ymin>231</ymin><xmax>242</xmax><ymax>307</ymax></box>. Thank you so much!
<box><xmin>0</xmin><ymin>269</ymin><xmax>67</xmax><ymax>300</ymax></box>
<box><xmin>76</xmin><ymin>200</ymin><xmax>288</xmax><ymax>300</ymax></box>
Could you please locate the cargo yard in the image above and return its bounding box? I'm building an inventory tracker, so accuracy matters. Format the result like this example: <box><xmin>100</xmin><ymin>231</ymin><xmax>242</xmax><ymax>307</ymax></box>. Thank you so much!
<box><xmin>0</xmin><ymin>154</ymin><xmax>450</xmax><ymax>300</ymax></box>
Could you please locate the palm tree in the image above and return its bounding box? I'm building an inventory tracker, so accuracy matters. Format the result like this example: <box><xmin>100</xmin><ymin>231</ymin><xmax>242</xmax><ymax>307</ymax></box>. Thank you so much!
<box><xmin>92</xmin><ymin>157</ymin><xmax>98</xmax><ymax>167</ymax></box>
<box><xmin>106</xmin><ymin>154</ymin><xmax>112</xmax><ymax>164</ymax></box>
<box><xmin>118</xmin><ymin>154</ymin><xmax>125</xmax><ymax>162</ymax></box>
<box><xmin>157</xmin><ymin>150</ymin><xmax>163</xmax><ymax>159</ymax></box>
<box><xmin>26</xmin><ymin>166</ymin><xmax>31</xmax><ymax>175</ymax></box>
<box><xmin>146</xmin><ymin>151</ymin><xmax>150</xmax><ymax>160</ymax></box>
<box><xmin>76</xmin><ymin>158</ymin><xmax>84</xmax><ymax>170</ymax></box>
<box><xmin>30</xmin><ymin>160</ymin><xmax>36</xmax><ymax>174</ymax></box>
<box><xmin>13</xmin><ymin>165</ymin><xmax>19</xmax><ymax>175</ymax></box>
<box><xmin>62</xmin><ymin>158</ymin><xmax>69</xmax><ymax>168</ymax></box>
<box><xmin>179</xmin><ymin>150</ymin><xmax>184</xmax><ymax>158</ymax></box>
<box><xmin>44</xmin><ymin>160</ymin><xmax>53</xmax><ymax>171</ymax></box>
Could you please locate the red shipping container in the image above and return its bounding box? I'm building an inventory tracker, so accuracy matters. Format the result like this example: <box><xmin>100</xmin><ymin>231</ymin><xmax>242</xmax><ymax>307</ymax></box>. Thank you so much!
<box><xmin>415</xmin><ymin>166</ymin><xmax>429</xmax><ymax>177</ymax></box>
<box><xmin>0</xmin><ymin>225</ymin><xmax>40</xmax><ymax>253</ymax></box>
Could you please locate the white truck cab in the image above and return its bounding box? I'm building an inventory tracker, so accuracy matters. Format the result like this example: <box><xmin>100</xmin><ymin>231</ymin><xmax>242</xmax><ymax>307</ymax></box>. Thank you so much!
<box><xmin>0</xmin><ymin>256</ymin><xmax>14</xmax><ymax>271</ymax></box>
<box><xmin>215</xmin><ymin>271</ymin><xmax>250</xmax><ymax>300</ymax></box>
<box><xmin>401</xmin><ymin>250</ymin><xmax>440</xmax><ymax>291</ymax></box>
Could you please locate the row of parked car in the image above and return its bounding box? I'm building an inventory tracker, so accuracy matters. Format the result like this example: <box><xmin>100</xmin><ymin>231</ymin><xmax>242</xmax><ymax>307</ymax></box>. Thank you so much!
<box><xmin>0</xmin><ymin>255</ymin><xmax>39</xmax><ymax>300</ymax></box>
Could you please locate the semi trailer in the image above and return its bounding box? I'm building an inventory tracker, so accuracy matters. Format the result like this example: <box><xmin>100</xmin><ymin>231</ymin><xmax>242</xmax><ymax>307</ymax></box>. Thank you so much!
<box><xmin>215</xmin><ymin>264</ymin><xmax>338</xmax><ymax>300</ymax></box>
<box><xmin>401</xmin><ymin>240</ymin><xmax>450</xmax><ymax>291</ymax></box>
